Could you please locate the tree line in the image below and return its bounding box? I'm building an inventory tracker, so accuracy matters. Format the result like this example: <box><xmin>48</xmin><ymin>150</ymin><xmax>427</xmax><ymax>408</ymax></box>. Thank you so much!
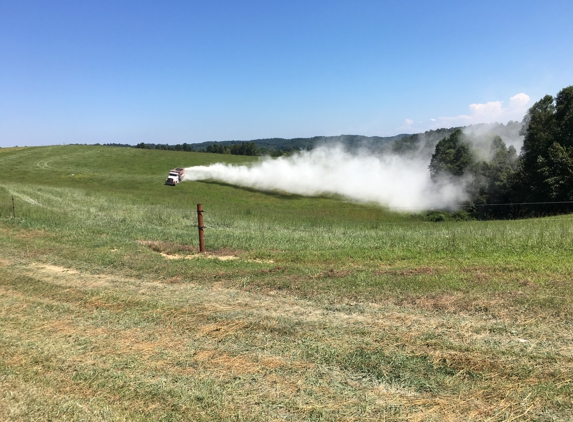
<box><xmin>135</xmin><ymin>142</ymin><xmax>197</xmax><ymax>152</ymax></box>
<box><xmin>134</xmin><ymin>141</ymin><xmax>285</xmax><ymax>156</ymax></box>
<box><xmin>132</xmin><ymin>134</ymin><xmax>410</xmax><ymax>156</ymax></box>
<box><xmin>428</xmin><ymin>85</ymin><xmax>573</xmax><ymax>218</ymax></box>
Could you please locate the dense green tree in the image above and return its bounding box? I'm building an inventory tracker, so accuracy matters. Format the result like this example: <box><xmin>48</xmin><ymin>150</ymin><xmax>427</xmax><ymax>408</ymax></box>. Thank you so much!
<box><xmin>537</xmin><ymin>142</ymin><xmax>573</xmax><ymax>201</ymax></box>
<box><xmin>429</xmin><ymin>129</ymin><xmax>475</xmax><ymax>180</ymax></box>
<box><xmin>428</xmin><ymin>131</ymin><xmax>523</xmax><ymax>218</ymax></box>
<box><xmin>519</xmin><ymin>86</ymin><xmax>573</xmax><ymax>204</ymax></box>
<box><xmin>485</xmin><ymin>136</ymin><xmax>518</xmax><ymax>203</ymax></box>
<box><xmin>181</xmin><ymin>143</ymin><xmax>195</xmax><ymax>152</ymax></box>
<box><xmin>230</xmin><ymin>142</ymin><xmax>259</xmax><ymax>156</ymax></box>
<box><xmin>555</xmin><ymin>86</ymin><xmax>573</xmax><ymax>148</ymax></box>
<box><xmin>519</xmin><ymin>95</ymin><xmax>557</xmax><ymax>200</ymax></box>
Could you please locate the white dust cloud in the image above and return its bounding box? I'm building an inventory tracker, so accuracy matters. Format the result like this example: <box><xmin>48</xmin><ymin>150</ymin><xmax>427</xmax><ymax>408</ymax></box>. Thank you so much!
<box><xmin>184</xmin><ymin>145</ymin><xmax>470</xmax><ymax>211</ymax></box>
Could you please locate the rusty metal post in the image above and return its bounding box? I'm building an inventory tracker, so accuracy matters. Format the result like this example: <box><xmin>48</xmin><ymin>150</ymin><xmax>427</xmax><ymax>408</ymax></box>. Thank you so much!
<box><xmin>197</xmin><ymin>204</ymin><xmax>205</xmax><ymax>253</ymax></box>
<box><xmin>12</xmin><ymin>195</ymin><xmax>15</xmax><ymax>218</ymax></box>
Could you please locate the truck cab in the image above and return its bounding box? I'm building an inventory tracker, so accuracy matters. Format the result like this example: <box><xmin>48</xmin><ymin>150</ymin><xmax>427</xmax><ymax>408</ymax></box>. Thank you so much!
<box><xmin>165</xmin><ymin>168</ymin><xmax>185</xmax><ymax>186</ymax></box>
<box><xmin>165</xmin><ymin>172</ymin><xmax>180</xmax><ymax>186</ymax></box>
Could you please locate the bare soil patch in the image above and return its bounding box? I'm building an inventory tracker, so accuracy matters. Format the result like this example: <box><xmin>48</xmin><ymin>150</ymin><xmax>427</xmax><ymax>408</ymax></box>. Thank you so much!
<box><xmin>29</xmin><ymin>263</ymin><xmax>79</xmax><ymax>275</ymax></box>
<box><xmin>160</xmin><ymin>252</ymin><xmax>238</xmax><ymax>261</ymax></box>
<box><xmin>137</xmin><ymin>239</ymin><xmax>198</xmax><ymax>255</ymax></box>
<box><xmin>22</xmin><ymin>263</ymin><xmax>130</xmax><ymax>290</ymax></box>
<box><xmin>139</xmin><ymin>240</ymin><xmax>243</xmax><ymax>261</ymax></box>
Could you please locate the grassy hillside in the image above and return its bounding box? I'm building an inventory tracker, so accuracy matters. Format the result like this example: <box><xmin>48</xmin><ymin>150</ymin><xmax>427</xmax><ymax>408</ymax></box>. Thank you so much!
<box><xmin>1</xmin><ymin>146</ymin><xmax>572</xmax><ymax>421</ymax></box>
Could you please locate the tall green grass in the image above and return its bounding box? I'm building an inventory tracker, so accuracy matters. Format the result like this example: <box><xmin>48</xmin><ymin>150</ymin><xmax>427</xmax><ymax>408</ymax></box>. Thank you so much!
<box><xmin>1</xmin><ymin>145</ymin><xmax>572</xmax><ymax>285</ymax></box>
<box><xmin>0</xmin><ymin>147</ymin><xmax>571</xmax><ymax>257</ymax></box>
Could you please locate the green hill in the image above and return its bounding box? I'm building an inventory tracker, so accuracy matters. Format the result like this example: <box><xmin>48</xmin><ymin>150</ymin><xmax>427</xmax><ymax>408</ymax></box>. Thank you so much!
<box><xmin>0</xmin><ymin>145</ymin><xmax>571</xmax><ymax>421</ymax></box>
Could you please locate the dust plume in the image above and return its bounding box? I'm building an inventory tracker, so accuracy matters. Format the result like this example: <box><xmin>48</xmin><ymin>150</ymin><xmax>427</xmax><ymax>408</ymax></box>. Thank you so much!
<box><xmin>184</xmin><ymin>145</ymin><xmax>470</xmax><ymax>211</ymax></box>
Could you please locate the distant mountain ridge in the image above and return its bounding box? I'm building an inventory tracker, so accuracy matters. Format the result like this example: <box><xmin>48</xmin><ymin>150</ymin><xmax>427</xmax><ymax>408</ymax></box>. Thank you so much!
<box><xmin>131</xmin><ymin>121</ymin><xmax>524</xmax><ymax>156</ymax></box>
<box><xmin>190</xmin><ymin>133</ymin><xmax>410</xmax><ymax>152</ymax></box>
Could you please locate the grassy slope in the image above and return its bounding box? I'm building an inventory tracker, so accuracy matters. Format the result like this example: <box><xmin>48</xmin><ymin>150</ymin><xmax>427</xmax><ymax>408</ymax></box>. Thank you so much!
<box><xmin>0</xmin><ymin>145</ymin><xmax>572</xmax><ymax>421</ymax></box>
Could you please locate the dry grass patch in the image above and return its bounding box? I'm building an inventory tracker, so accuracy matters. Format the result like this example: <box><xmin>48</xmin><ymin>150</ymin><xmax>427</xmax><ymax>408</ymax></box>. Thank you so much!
<box><xmin>375</xmin><ymin>265</ymin><xmax>444</xmax><ymax>276</ymax></box>
<box><xmin>315</xmin><ymin>268</ymin><xmax>353</xmax><ymax>278</ymax></box>
<box><xmin>193</xmin><ymin>350</ymin><xmax>285</xmax><ymax>375</ymax></box>
<box><xmin>404</xmin><ymin>293</ymin><xmax>507</xmax><ymax>314</ymax></box>
<box><xmin>1</xmin><ymin>256</ymin><xmax>572</xmax><ymax>420</ymax></box>
<box><xmin>14</xmin><ymin>228</ymin><xmax>51</xmax><ymax>240</ymax></box>
<box><xmin>197</xmin><ymin>321</ymin><xmax>248</xmax><ymax>339</ymax></box>
<box><xmin>0</xmin><ymin>226</ymin><xmax>52</xmax><ymax>240</ymax></box>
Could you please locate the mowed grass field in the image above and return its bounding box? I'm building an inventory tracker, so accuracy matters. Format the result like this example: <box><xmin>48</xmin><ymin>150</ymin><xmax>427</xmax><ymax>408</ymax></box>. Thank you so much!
<box><xmin>0</xmin><ymin>145</ymin><xmax>572</xmax><ymax>421</ymax></box>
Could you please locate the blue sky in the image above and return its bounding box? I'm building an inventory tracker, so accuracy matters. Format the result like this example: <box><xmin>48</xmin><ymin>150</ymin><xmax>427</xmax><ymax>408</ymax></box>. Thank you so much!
<box><xmin>1</xmin><ymin>0</ymin><xmax>572</xmax><ymax>147</ymax></box>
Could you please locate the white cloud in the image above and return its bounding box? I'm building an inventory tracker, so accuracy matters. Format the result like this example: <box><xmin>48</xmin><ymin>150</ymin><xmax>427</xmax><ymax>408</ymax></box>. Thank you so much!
<box><xmin>468</xmin><ymin>101</ymin><xmax>504</xmax><ymax>118</ymax></box>
<box><xmin>509</xmin><ymin>93</ymin><xmax>530</xmax><ymax>110</ymax></box>
<box><xmin>394</xmin><ymin>118</ymin><xmax>416</xmax><ymax>133</ymax></box>
<box><xmin>432</xmin><ymin>93</ymin><xmax>531</xmax><ymax>127</ymax></box>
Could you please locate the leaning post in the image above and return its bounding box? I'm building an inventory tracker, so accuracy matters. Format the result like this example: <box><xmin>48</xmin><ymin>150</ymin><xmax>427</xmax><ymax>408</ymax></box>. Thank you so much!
<box><xmin>197</xmin><ymin>204</ymin><xmax>206</xmax><ymax>253</ymax></box>
<box><xmin>12</xmin><ymin>195</ymin><xmax>15</xmax><ymax>218</ymax></box>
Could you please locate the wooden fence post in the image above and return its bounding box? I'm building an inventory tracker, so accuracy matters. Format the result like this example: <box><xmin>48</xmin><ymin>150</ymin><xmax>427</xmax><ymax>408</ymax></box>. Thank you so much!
<box><xmin>197</xmin><ymin>204</ymin><xmax>205</xmax><ymax>253</ymax></box>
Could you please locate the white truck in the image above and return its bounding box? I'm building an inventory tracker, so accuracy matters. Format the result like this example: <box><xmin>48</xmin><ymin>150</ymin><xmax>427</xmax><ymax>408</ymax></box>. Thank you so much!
<box><xmin>165</xmin><ymin>168</ymin><xmax>185</xmax><ymax>186</ymax></box>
